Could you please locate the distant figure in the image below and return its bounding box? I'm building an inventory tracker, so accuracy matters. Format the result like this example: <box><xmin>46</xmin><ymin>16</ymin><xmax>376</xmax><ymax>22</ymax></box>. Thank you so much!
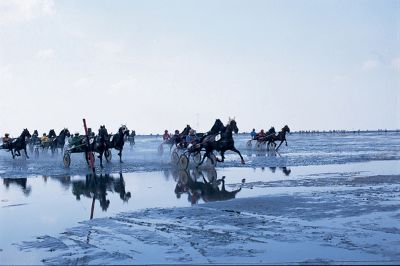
<box><xmin>256</xmin><ymin>129</ymin><xmax>266</xmax><ymax>140</ymax></box>
<box><xmin>250</xmin><ymin>129</ymin><xmax>256</xmax><ymax>140</ymax></box>
<box><xmin>130</xmin><ymin>130</ymin><xmax>136</xmax><ymax>143</ymax></box>
<box><xmin>70</xmin><ymin>132</ymin><xmax>81</xmax><ymax>147</ymax></box>
<box><xmin>40</xmin><ymin>133</ymin><xmax>49</xmax><ymax>143</ymax></box>
<box><xmin>163</xmin><ymin>130</ymin><xmax>171</xmax><ymax>141</ymax></box>
<box><xmin>185</xmin><ymin>129</ymin><xmax>199</xmax><ymax>146</ymax></box>
<box><xmin>2</xmin><ymin>133</ymin><xmax>11</xmax><ymax>145</ymax></box>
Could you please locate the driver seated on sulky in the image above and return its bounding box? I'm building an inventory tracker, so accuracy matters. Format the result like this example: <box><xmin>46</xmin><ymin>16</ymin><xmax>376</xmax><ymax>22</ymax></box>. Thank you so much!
<box><xmin>41</xmin><ymin>133</ymin><xmax>49</xmax><ymax>143</ymax></box>
<box><xmin>70</xmin><ymin>132</ymin><xmax>82</xmax><ymax>147</ymax></box>
<box><xmin>185</xmin><ymin>129</ymin><xmax>200</xmax><ymax>148</ymax></box>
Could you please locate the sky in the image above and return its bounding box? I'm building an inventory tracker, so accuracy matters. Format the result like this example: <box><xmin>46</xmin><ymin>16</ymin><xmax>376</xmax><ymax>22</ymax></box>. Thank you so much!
<box><xmin>0</xmin><ymin>0</ymin><xmax>399</xmax><ymax>136</ymax></box>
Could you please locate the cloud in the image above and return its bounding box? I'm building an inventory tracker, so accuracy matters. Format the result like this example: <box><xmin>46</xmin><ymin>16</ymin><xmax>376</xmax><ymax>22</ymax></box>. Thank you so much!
<box><xmin>0</xmin><ymin>0</ymin><xmax>55</xmax><ymax>25</ymax></box>
<box><xmin>361</xmin><ymin>59</ymin><xmax>381</xmax><ymax>71</ymax></box>
<box><xmin>391</xmin><ymin>57</ymin><xmax>400</xmax><ymax>73</ymax></box>
<box><xmin>36</xmin><ymin>48</ymin><xmax>55</xmax><ymax>59</ymax></box>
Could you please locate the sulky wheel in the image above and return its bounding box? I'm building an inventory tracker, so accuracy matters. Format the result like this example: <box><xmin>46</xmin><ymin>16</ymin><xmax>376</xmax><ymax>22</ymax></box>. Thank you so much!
<box><xmin>178</xmin><ymin>170</ymin><xmax>189</xmax><ymax>185</ymax></box>
<box><xmin>192</xmin><ymin>152</ymin><xmax>202</xmax><ymax>164</ymax></box>
<box><xmin>105</xmin><ymin>149</ymin><xmax>112</xmax><ymax>162</ymax></box>
<box><xmin>179</xmin><ymin>154</ymin><xmax>189</xmax><ymax>170</ymax></box>
<box><xmin>255</xmin><ymin>142</ymin><xmax>262</xmax><ymax>149</ymax></box>
<box><xmin>246</xmin><ymin>140</ymin><xmax>252</xmax><ymax>148</ymax></box>
<box><xmin>63</xmin><ymin>152</ymin><xmax>71</xmax><ymax>167</ymax></box>
<box><xmin>171</xmin><ymin>151</ymin><xmax>179</xmax><ymax>165</ymax></box>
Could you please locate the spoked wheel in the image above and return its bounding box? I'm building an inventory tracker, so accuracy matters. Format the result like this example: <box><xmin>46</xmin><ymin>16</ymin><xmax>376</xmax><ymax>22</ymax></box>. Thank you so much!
<box><xmin>255</xmin><ymin>142</ymin><xmax>262</xmax><ymax>149</ymax></box>
<box><xmin>267</xmin><ymin>142</ymin><xmax>276</xmax><ymax>151</ymax></box>
<box><xmin>246</xmin><ymin>140</ymin><xmax>252</xmax><ymax>148</ymax></box>
<box><xmin>192</xmin><ymin>152</ymin><xmax>202</xmax><ymax>165</ymax></box>
<box><xmin>63</xmin><ymin>152</ymin><xmax>71</xmax><ymax>167</ymax></box>
<box><xmin>171</xmin><ymin>151</ymin><xmax>179</xmax><ymax>165</ymax></box>
<box><xmin>105</xmin><ymin>149</ymin><xmax>112</xmax><ymax>162</ymax></box>
<box><xmin>179</xmin><ymin>154</ymin><xmax>189</xmax><ymax>170</ymax></box>
<box><xmin>178</xmin><ymin>170</ymin><xmax>189</xmax><ymax>185</ymax></box>
<box><xmin>158</xmin><ymin>144</ymin><xmax>164</xmax><ymax>156</ymax></box>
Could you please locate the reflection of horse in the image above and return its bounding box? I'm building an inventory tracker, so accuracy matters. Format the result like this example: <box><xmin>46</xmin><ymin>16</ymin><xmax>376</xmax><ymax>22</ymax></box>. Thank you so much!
<box><xmin>173</xmin><ymin>170</ymin><xmax>242</xmax><ymax>205</ymax></box>
<box><xmin>268</xmin><ymin>166</ymin><xmax>291</xmax><ymax>176</ymax></box>
<box><xmin>1</xmin><ymin>129</ymin><xmax>32</xmax><ymax>159</ymax></box>
<box><xmin>3</xmin><ymin>178</ymin><xmax>32</xmax><ymax>196</ymax></box>
<box><xmin>71</xmin><ymin>173</ymin><xmax>131</xmax><ymax>215</ymax></box>
<box><xmin>109</xmin><ymin>125</ymin><xmax>130</xmax><ymax>163</ymax></box>
<box><xmin>194</xmin><ymin>119</ymin><xmax>244</xmax><ymax>166</ymax></box>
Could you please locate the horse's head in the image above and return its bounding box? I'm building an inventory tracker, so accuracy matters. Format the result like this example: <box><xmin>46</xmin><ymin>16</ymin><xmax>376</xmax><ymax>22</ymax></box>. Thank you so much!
<box><xmin>33</xmin><ymin>130</ymin><xmax>38</xmax><ymax>136</ymax></box>
<box><xmin>61</xmin><ymin>128</ymin><xmax>70</xmax><ymax>137</ymax></box>
<box><xmin>227</xmin><ymin>118</ymin><xmax>239</xmax><ymax>134</ymax></box>
<box><xmin>269</xmin><ymin>127</ymin><xmax>276</xmax><ymax>134</ymax></box>
<box><xmin>282</xmin><ymin>125</ymin><xmax>290</xmax><ymax>133</ymax></box>
<box><xmin>119</xmin><ymin>125</ymin><xmax>129</xmax><ymax>136</ymax></box>
<box><xmin>64</xmin><ymin>128</ymin><xmax>71</xmax><ymax>137</ymax></box>
<box><xmin>22</xmin><ymin>128</ymin><xmax>31</xmax><ymax>139</ymax></box>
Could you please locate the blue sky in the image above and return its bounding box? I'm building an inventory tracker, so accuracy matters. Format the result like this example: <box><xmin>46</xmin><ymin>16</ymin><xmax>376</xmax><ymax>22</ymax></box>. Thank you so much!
<box><xmin>0</xmin><ymin>0</ymin><xmax>399</xmax><ymax>135</ymax></box>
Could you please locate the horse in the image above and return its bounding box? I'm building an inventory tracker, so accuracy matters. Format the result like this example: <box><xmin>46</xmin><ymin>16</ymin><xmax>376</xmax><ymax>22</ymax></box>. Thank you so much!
<box><xmin>5</xmin><ymin>129</ymin><xmax>32</xmax><ymax>159</ymax></box>
<box><xmin>272</xmin><ymin>125</ymin><xmax>290</xmax><ymax>151</ymax></box>
<box><xmin>92</xmin><ymin>125</ymin><xmax>110</xmax><ymax>168</ymax></box>
<box><xmin>48</xmin><ymin>129</ymin><xmax>57</xmax><ymax>139</ymax></box>
<box><xmin>195</xmin><ymin>119</ymin><xmax>245</xmax><ymax>166</ymax></box>
<box><xmin>50</xmin><ymin>128</ymin><xmax>70</xmax><ymax>154</ymax></box>
<box><xmin>108</xmin><ymin>125</ymin><xmax>130</xmax><ymax>163</ymax></box>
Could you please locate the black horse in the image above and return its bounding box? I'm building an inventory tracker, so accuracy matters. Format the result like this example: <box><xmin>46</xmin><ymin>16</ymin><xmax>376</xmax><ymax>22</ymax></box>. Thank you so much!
<box><xmin>194</xmin><ymin>119</ymin><xmax>245</xmax><ymax>166</ymax></box>
<box><xmin>258</xmin><ymin>126</ymin><xmax>277</xmax><ymax>148</ymax></box>
<box><xmin>3</xmin><ymin>129</ymin><xmax>32</xmax><ymax>159</ymax></box>
<box><xmin>272</xmin><ymin>125</ymin><xmax>290</xmax><ymax>151</ymax></box>
<box><xmin>93</xmin><ymin>125</ymin><xmax>110</xmax><ymax>168</ymax></box>
<box><xmin>108</xmin><ymin>125</ymin><xmax>130</xmax><ymax>163</ymax></box>
<box><xmin>50</xmin><ymin>128</ymin><xmax>70</xmax><ymax>154</ymax></box>
<box><xmin>48</xmin><ymin>129</ymin><xmax>57</xmax><ymax>139</ymax></box>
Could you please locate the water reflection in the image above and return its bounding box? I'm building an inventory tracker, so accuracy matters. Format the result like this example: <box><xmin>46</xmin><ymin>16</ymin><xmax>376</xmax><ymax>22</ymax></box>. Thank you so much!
<box><xmin>71</xmin><ymin>173</ymin><xmax>131</xmax><ymax>214</ymax></box>
<box><xmin>3</xmin><ymin>178</ymin><xmax>31</xmax><ymax>196</ymax></box>
<box><xmin>261</xmin><ymin>166</ymin><xmax>291</xmax><ymax>176</ymax></box>
<box><xmin>171</xmin><ymin>169</ymin><xmax>242</xmax><ymax>205</ymax></box>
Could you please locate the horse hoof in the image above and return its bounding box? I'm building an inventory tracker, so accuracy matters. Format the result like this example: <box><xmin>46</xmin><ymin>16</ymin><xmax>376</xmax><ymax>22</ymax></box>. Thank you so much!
<box><xmin>241</xmin><ymin>161</ymin><xmax>245</xmax><ymax>164</ymax></box>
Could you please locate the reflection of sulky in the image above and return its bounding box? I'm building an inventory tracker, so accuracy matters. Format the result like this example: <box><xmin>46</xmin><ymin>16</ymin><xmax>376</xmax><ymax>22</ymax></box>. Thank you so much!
<box><xmin>173</xmin><ymin>170</ymin><xmax>242</xmax><ymax>205</ymax></box>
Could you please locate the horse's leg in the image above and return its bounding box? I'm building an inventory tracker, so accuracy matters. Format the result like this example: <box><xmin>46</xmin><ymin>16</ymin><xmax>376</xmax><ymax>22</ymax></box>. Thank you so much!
<box><xmin>11</xmin><ymin>149</ymin><xmax>15</xmax><ymax>159</ymax></box>
<box><xmin>118</xmin><ymin>148</ymin><xmax>123</xmax><ymax>163</ymax></box>
<box><xmin>16</xmin><ymin>149</ymin><xmax>21</xmax><ymax>157</ymax></box>
<box><xmin>197</xmin><ymin>151</ymin><xmax>208</xmax><ymax>167</ymax></box>
<box><xmin>99</xmin><ymin>151</ymin><xmax>104</xmax><ymax>168</ymax></box>
<box><xmin>231</xmin><ymin>147</ymin><xmax>245</xmax><ymax>164</ymax></box>
<box><xmin>285</xmin><ymin>139</ymin><xmax>288</xmax><ymax>146</ymax></box>
<box><xmin>24</xmin><ymin>147</ymin><xmax>29</xmax><ymax>159</ymax></box>
<box><xmin>276</xmin><ymin>140</ymin><xmax>284</xmax><ymax>151</ymax></box>
<box><xmin>217</xmin><ymin>151</ymin><xmax>225</xmax><ymax>162</ymax></box>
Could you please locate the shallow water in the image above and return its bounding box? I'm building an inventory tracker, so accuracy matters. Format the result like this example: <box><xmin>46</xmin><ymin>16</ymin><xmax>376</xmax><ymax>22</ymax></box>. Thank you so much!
<box><xmin>1</xmin><ymin>159</ymin><xmax>399</xmax><ymax>264</ymax></box>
